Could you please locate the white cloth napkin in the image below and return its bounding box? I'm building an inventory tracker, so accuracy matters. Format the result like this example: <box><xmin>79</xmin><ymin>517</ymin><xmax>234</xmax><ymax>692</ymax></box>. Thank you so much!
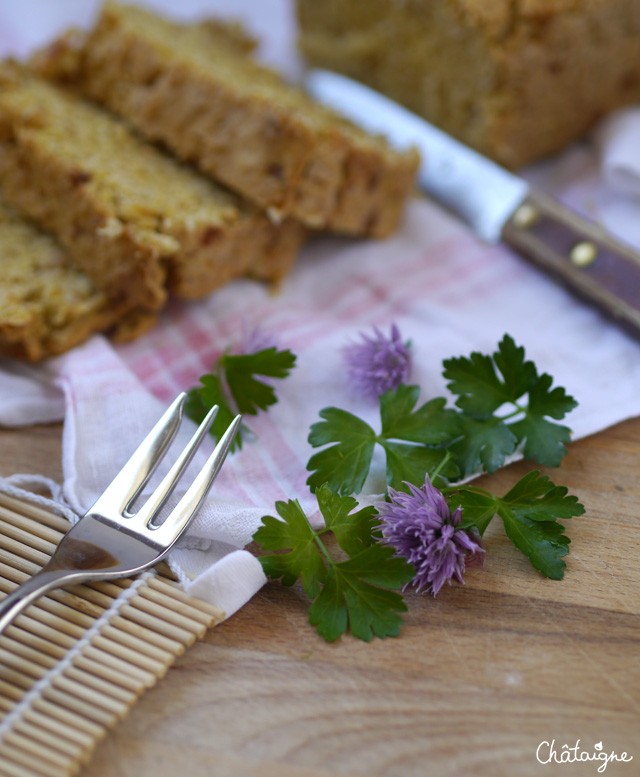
<box><xmin>1</xmin><ymin>0</ymin><xmax>640</xmax><ymax>619</ymax></box>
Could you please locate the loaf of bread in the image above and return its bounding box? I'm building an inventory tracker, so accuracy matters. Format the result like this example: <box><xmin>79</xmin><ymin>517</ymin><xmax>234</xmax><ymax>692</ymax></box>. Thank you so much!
<box><xmin>295</xmin><ymin>0</ymin><xmax>640</xmax><ymax>169</ymax></box>
<box><xmin>34</xmin><ymin>1</ymin><xmax>418</xmax><ymax>237</ymax></box>
<box><xmin>0</xmin><ymin>196</ymin><xmax>157</xmax><ymax>361</ymax></box>
<box><xmin>0</xmin><ymin>62</ymin><xmax>305</xmax><ymax>315</ymax></box>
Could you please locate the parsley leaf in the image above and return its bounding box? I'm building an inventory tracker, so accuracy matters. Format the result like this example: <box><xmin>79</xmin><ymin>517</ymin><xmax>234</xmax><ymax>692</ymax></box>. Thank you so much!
<box><xmin>443</xmin><ymin>334</ymin><xmax>577</xmax><ymax>473</ymax></box>
<box><xmin>253</xmin><ymin>484</ymin><xmax>414</xmax><ymax>641</ymax></box>
<box><xmin>509</xmin><ymin>374</ymin><xmax>576</xmax><ymax>467</ymax></box>
<box><xmin>224</xmin><ymin>348</ymin><xmax>296</xmax><ymax>414</ymax></box>
<box><xmin>451</xmin><ymin>415</ymin><xmax>517</xmax><ymax>476</ymax></box>
<box><xmin>379</xmin><ymin>386</ymin><xmax>458</xmax><ymax>445</ymax></box>
<box><xmin>316</xmin><ymin>488</ymin><xmax>378</xmax><ymax>556</ymax></box>
<box><xmin>254</xmin><ymin>499</ymin><xmax>326</xmax><ymax>596</ymax></box>
<box><xmin>307</xmin><ymin>385</ymin><xmax>461</xmax><ymax>495</ymax></box>
<box><xmin>184</xmin><ymin>374</ymin><xmax>241</xmax><ymax>449</ymax></box>
<box><xmin>381</xmin><ymin>441</ymin><xmax>456</xmax><ymax>492</ymax></box>
<box><xmin>447</xmin><ymin>471</ymin><xmax>585</xmax><ymax>579</ymax></box>
<box><xmin>310</xmin><ymin>548</ymin><xmax>410</xmax><ymax>642</ymax></box>
<box><xmin>307</xmin><ymin>409</ymin><xmax>376</xmax><ymax>495</ymax></box>
<box><xmin>186</xmin><ymin>346</ymin><xmax>296</xmax><ymax>449</ymax></box>
<box><xmin>443</xmin><ymin>335</ymin><xmax>536</xmax><ymax>414</ymax></box>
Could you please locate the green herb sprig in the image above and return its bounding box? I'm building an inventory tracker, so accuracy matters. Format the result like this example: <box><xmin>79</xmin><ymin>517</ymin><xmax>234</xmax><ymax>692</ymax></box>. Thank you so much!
<box><xmin>448</xmin><ymin>471</ymin><xmax>584</xmax><ymax>579</ymax></box>
<box><xmin>306</xmin><ymin>335</ymin><xmax>577</xmax><ymax>493</ymax></box>
<box><xmin>186</xmin><ymin>346</ymin><xmax>296</xmax><ymax>449</ymax></box>
<box><xmin>443</xmin><ymin>334</ymin><xmax>577</xmax><ymax>472</ymax></box>
<box><xmin>239</xmin><ymin>332</ymin><xmax>585</xmax><ymax>642</ymax></box>
<box><xmin>254</xmin><ymin>484</ymin><xmax>414</xmax><ymax>641</ymax></box>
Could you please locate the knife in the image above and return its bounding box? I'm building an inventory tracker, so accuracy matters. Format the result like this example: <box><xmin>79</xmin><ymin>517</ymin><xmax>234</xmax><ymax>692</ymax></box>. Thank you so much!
<box><xmin>307</xmin><ymin>69</ymin><xmax>640</xmax><ymax>338</ymax></box>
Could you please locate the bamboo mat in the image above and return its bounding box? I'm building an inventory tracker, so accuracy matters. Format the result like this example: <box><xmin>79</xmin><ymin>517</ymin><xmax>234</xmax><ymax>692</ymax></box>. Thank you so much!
<box><xmin>0</xmin><ymin>492</ymin><xmax>225</xmax><ymax>777</ymax></box>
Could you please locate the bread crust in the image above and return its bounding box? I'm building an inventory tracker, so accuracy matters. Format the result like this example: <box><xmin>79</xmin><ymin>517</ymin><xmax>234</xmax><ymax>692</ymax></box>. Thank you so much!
<box><xmin>0</xmin><ymin>196</ymin><xmax>151</xmax><ymax>361</ymax></box>
<box><xmin>0</xmin><ymin>63</ymin><xmax>305</xmax><ymax>317</ymax></box>
<box><xmin>295</xmin><ymin>0</ymin><xmax>640</xmax><ymax>168</ymax></box>
<box><xmin>34</xmin><ymin>2</ymin><xmax>418</xmax><ymax>237</ymax></box>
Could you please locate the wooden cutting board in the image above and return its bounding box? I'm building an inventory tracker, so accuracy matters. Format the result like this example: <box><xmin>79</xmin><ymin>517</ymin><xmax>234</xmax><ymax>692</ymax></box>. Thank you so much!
<box><xmin>0</xmin><ymin>418</ymin><xmax>639</xmax><ymax>777</ymax></box>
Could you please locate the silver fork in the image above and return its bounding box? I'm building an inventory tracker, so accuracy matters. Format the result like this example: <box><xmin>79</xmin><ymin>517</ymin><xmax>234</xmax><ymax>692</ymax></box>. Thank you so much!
<box><xmin>0</xmin><ymin>392</ymin><xmax>240</xmax><ymax>635</ymax></box>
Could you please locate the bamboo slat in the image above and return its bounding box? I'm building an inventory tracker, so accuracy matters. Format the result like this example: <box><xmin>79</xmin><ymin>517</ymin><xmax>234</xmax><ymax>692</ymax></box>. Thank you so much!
<box><xmin>0</xmin><ymin>493</ymin><xmax>224</xmax><ymax>777</ymax></box>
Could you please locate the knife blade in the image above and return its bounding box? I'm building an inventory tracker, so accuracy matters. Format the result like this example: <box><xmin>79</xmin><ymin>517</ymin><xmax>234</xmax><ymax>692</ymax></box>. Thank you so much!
<box><xmin>307</xmin><ymin>69</ymin><xmax>640</xmax><ymax>338</ymax></box>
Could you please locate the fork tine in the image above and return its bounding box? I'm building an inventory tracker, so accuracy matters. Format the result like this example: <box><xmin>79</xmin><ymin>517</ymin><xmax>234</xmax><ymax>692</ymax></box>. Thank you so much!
<box><xmin>92</xmin><ymin>393</ymin><xmax>186</xmax><ymax>514</ymax></box>
<box><xmin>151</xmin><ymin>414</ymin><xmax>242</xmax><ymax>546</ymax></box>
<box><xmin>133</xmin><ymin>403</ymin><xmax>220</xmax><ymax>526</ymax></box>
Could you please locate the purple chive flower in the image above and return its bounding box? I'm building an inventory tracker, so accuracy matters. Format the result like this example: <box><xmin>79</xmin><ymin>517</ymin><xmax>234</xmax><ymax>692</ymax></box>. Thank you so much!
<box><xmin>377</xmin><ymin>476</ymin><xmax>484</xmax><ymax>596</ymax></box>
<box><xmin>343</xmin><ymin>323</ymin><xmax>411</xmax><ymax>400</ymax></box>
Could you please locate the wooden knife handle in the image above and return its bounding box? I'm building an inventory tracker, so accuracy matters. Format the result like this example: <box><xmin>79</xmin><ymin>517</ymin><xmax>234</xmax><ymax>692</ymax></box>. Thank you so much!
<box><xmin>501</xmin><ymin>189</ymin><xmax>640</xmax><ymax>338</ymax></box>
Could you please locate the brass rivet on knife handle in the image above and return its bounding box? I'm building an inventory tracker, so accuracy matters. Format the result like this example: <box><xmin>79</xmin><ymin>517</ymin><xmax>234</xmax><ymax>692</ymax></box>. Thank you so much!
<box><xmin>512</xmin><ymin>202</ymin><xmax>540</xmax><ymax>229</ymax></box>
<box><xmin>502</xmin><ymin>188</ymin><xmax>640</xmax><ymax>338</ymax></box>
<box><xmin>570</xmin><ymin>241</ymin><xmax>598</xmax><ymax>268</ymax></box>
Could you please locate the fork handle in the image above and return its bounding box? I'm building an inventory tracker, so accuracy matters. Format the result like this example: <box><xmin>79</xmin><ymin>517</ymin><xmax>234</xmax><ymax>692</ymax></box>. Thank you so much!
<box><xmin>0</xmin><ymin>569</ymin><xmax>76</xmax><ymax>636</ymax></box>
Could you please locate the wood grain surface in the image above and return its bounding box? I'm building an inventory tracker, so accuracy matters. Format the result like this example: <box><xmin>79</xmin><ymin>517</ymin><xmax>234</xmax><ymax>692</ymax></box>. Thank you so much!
<box><xmin>0</xmin><ymin>419</ymin><xmax>639</xmax><ymax>777</ymax></box>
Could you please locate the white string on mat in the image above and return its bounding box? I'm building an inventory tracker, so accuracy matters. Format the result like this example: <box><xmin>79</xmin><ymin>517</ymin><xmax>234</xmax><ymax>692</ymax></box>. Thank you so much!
<box><xmin>0</xmin><ymin>474</ymin><xmax>79</xmax><ymax>524</ymax></box>
<box><xmin>0</xmin><ymin>476</ymin><xmax>158</xmax><ymax>744</ymax></box>
<box><xmin>0</xmin><ymin>568</ymin><xmax>156</xmax><ymax>743</ymax></box>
